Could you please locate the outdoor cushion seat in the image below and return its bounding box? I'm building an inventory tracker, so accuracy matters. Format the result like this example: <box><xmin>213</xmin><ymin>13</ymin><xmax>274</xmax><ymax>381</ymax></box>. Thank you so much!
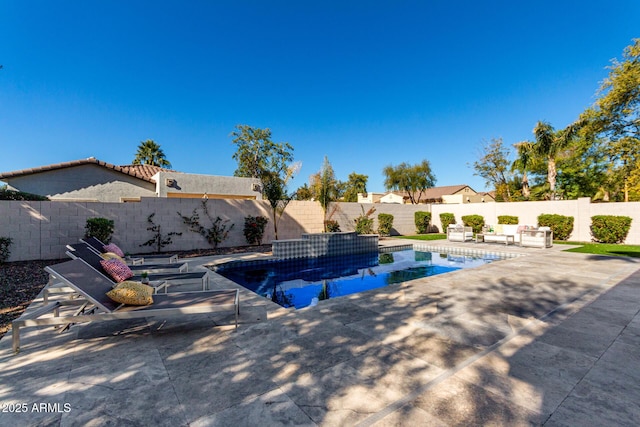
<box><xmin>82</xmin><ymin>237</ymin><xmax>179</xmax><ymax>264</ymax></box>
<box><xmin>11</xmin><ymin>259</ymin><xmax>239</xmax><ymax>353</ymax></box>
<box><xmin>447</xmin><ymin>225</ymin><xmax>473</xmax><ymax>242</ymax></box>
<box><xmin>66</xmin><ymin>243</ymin><xmax>207</xmax><ymax>291</ymax></box>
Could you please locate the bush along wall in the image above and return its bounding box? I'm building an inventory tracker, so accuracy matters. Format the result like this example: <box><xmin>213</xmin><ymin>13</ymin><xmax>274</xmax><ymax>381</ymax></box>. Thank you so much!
<box><xmin>498</xmin><ymin>215</ymin><xmax>518</xmax><ymax>225</ymax></box>
<box><xmin>378</xmin><ymin>213</ymin><xmax>394</xmax><ymax>237</ymax></box>
<box><xmin>538</xmin><ymin>214</ymin><xmax>574</xmax><ymax>241</ymax></box>
<box><xmin>415</xmin><ymin>211</ymin><xmax>431</xmax><ymax>234</ymax></box>
<box><xmin>440</xmin><ymin>213</ymin><xmax>456</xmax><ymax>230</ymax></box>
<box><xmin>0</xmin><ymin>237</ymin><xmax>13</xmax><ymax>263</ymax></box>
<box><xmin>462</xmin><ymin>215</ymin><xmax>484</xmax><ymax>235</ymax></box>
<box><xmin>85</xmin><ymin>217</ymin><xmax>114</xmax><ymax>244</ymax></box>
<box><xmin>590</xmin><ymin>215</ymin><xmax>633</xmax><ymax>244</ymax></box>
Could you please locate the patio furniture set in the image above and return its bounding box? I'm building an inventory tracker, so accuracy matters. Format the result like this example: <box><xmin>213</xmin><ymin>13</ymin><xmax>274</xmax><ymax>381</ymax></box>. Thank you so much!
<box><xmin>10</xmin><ymin>237</ymin><xmax>239</xmax><ymax>354</ymax></box>
<box><xmin>447</xmin><ymin>224</ymin><xmax>553</xmax><ymax>248</ymax></box>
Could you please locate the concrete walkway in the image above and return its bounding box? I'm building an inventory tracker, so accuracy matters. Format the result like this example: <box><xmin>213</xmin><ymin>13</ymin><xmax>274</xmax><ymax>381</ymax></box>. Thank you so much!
<box><xmin>1</xmin><ymin>240</ymin><xmax>639</xmax><ymax>426</ymax></box>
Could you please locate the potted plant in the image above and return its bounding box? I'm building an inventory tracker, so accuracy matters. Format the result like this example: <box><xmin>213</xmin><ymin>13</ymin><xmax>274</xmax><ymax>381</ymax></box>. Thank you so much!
<box><xmin>140</xmin><ymin>272</ymin><xmax>149</xmax><ymax>284</ymax></box>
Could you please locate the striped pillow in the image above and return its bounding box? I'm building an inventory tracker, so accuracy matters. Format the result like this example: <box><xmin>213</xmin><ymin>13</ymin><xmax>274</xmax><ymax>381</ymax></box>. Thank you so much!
<box><xmin>103</xmin><ymin>243</ymin><xmax>125</xmax><ymax>258</ymax></box>
<box><xmin>100</xmin><ymin>258</ymin><xmax>133</xmax><ymax>282</ymax></box>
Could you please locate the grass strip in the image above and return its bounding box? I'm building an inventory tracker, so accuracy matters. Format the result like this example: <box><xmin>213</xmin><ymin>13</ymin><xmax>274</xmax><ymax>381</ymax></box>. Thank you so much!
<box><xmin>556</xmin><ymin>241</ymin><xmax>640</xmax><ymax>258</ymax></box>
<box><xmin>393</xmin><ymin>234</ymin><xmax>447</xmax><ymax>241</ymax></box>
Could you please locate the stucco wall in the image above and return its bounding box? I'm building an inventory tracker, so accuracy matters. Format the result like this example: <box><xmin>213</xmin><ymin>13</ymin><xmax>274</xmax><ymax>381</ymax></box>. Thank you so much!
<box><xmin>6</xmin><ymin>164</ymin><xmax>156</xmax><ymax>202</ymax></box>
<box><xmin>431</xmin><ymin>198</ymin><xmax>640</xmax><ymax>244</ymax></box>
<box><xmin>155</xmin><ymin>171</ymin><xmax>262</xmax><ymax>200</ymax></box>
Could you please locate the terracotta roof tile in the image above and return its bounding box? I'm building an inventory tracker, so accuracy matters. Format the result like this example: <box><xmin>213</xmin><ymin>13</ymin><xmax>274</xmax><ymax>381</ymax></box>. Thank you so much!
<box><xmin>0</xmin><ymin>158</ymin><xmax>175</xmax><ymax>183</ymax></box>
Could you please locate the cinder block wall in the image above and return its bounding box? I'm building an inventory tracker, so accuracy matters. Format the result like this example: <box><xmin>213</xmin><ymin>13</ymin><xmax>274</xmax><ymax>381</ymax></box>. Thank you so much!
<box><xmin>0</xmin><ymin>199</ymin><xmax>324</xmax><ymax>262</ymax></box>
<box><xmin>332</xmin><ymin>202</ymin><xmax>431</xmax><ymax>235</ymax></box>
<box><xmin>2</xmin><ymin>197</ymin><xmax>640</xmax><ymax>262</ymax></box>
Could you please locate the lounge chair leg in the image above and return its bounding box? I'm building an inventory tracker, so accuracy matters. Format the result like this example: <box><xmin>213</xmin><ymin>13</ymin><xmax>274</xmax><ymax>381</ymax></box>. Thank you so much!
<box><xmin>12</xmin><ymin>325</ymin><xmax>20</xmax><ymax>354</ymax></box>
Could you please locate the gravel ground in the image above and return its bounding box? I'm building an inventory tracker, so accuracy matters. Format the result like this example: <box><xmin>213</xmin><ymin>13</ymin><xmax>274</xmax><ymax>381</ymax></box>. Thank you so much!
<box><xmin>0</xmin><ymin>245</ymin><xmax>271</xmax><ymax>339</ymax></box>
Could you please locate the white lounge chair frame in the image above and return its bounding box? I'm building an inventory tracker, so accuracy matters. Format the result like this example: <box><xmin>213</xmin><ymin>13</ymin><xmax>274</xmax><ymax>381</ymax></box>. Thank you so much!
<box><xmin>12</xmin><ymin>259</ymin><xmax>239</xmax><ymax>354</ymax></box>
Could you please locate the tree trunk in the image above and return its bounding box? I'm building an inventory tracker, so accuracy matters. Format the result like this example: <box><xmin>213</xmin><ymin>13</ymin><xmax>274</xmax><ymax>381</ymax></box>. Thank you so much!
<box><xmin>522</xmin><ymin>172</ymin><xmax>530</xmax><ymax>199</ymax></box>
<box><xmin>548</xmin><ymin>156</ymin><xmax>557</xmax><ymax>200</ymax></box>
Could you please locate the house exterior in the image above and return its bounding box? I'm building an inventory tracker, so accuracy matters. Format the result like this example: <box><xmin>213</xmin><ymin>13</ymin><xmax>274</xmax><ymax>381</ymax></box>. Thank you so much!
<box><xmin>357</xmin><ymin>185</ymin><xmax>495</xmax><ymax>204</ymax></box>
<box><xmin>0</xmin><ymin>158</ymin><xmax>262</xmax><ymax>202</ymax></box>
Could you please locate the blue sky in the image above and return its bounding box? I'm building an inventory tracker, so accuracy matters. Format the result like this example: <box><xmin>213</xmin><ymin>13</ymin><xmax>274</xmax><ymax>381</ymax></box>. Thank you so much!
<box><xmin>1</xmin><ymin>1</ymin><xmax>639</xmax><ymax>193</ymax></box>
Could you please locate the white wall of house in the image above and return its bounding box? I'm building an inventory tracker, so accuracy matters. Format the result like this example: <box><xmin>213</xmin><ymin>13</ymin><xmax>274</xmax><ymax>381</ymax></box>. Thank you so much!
<box><xmin>5</xmin><ymin>164</ymin><xmax>156</xmax><ymax>202</ymax></box>
<box><xmin>379</xmin><ymin>193</ymin><xmax>404</xmax><ymax>204</ymax></box>
<box><xmin>154</xmin><ymin>171</ymin><xmax>262</xmax><ymax>200</ymax></box>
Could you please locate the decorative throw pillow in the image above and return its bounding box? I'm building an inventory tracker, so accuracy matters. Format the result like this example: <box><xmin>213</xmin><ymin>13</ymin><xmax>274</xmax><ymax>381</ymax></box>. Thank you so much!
<box><xmin>103</xmin><ymin>243</ymin><xmax>125</xmax><ymax>258</ymax></box>
<box><xmin>100</xmin><ymin>258</ymin><xmax>134</xmax><ymax>282</ymax></box>
<box><xmin>101</xmin><ymin>252</ymin><xmax>124</xmax><ymax>262</ymax></box>
<box><xmin>106</xmin><ymin>281</ymin><xmax>154</xmax><ymax>305</ymax></box>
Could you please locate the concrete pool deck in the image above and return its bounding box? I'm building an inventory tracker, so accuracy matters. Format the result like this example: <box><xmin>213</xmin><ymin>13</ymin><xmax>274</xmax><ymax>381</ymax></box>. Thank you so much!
<box><xmin>1</xmin><ymin>239</ymin><xmax>639</xmax><ymax>426</ymax></box>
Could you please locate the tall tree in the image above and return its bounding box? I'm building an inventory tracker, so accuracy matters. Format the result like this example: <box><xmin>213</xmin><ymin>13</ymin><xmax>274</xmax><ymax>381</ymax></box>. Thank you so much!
<box><xmin>581</xmin><ymin>39</ymin><xmax>640</xmax><ymax>201</ymax></box>
<box><xmin>526</xmin><ymin>121</ymin><xmax>581</xmax><ymax>200</ymax></box>
<box><xmin>512</xmin><ymin>141</ymin><xmax>534</xmax><ymax>199</ymax></box>
<box><xmin>310</xmin><ymin>157</ymin><xmax>340</xmax><ymax>231</ymax></box>
<box><xmin>231</xmin><ymin>125</ymin><xmax>294</xmax><ymax>182</ymax></box>
<box><xmin>293</xmin><ymin>183</ymin><xmax>313</xmax><ymax>200</ymax></box>
<box><xmin>133</xmin><ymin>140</ymin><xmax>172</xmax><ymax>168</ymax></box>
<box><xmin>231</xmin><ymin>125</ymin><xmax>297</xmax><ymax>238</ymax></box>
<box><xmin>383</xmin><ymin>160</ymin><xmax>436</xmax><ymax>204</ymax></box>
<box><xmin>471</xmin><ymin>138</ymin><xmax>513</xmax><ymax>201</ymax></box>
<box><xmin>342</xmin><ymin>172</ymin><xmax>368</xmax><ymax>202</ymax></box>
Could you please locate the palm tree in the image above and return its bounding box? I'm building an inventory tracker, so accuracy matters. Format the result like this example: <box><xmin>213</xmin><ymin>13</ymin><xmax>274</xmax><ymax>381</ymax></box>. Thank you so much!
<box><xmin>512</xmin><ymin>141</ymin><xmax>534</xmax><ymax>199</ymax></box>
<box><xmin>532</xmin><ymin>120</ymin><xmax>581</xmax><ymax>200</ymax></box>
<box><xmin>133</xmin><ymin>140</ymin><xmax>172</xmax><ymax>168</ymax></box>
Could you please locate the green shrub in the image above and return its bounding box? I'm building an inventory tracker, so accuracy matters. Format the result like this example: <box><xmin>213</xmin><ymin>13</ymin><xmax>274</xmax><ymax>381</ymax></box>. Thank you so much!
<box><xmin>85</xmin><ymin>218</ymin><xmax>114</xmax><ymax>244</ymax></box>
<box><xmin>354</xmin><ymin>206</ymin><xmax>376</xmax><ymax>235</ymax></box>
<box><xmin>324</xmin><ymin>220</ymin><xmax>341</xmax><ymax>232</ymax></box>
<box><xmin>462</xmin><ymin>214</ymin><xmax>484</xmax><ymax>235</ymax></box>
<box><xmin>243</xmin><ymin>215</ymin><xmax>269</xmax><ymax>245</ymax></box>
<box><xmin>439</xmin><ymin>213</ymin><xmax>456</xmax><ymax>230</ymax></box>
<box><xmin>0</xmin><ymin>237</ymin><xmax>13</xmax><ymax>263</ymax></box>
<box><xmin>590</xmin><ymin>215</ymin><xmax>632</xmax><ymax>244</ymax></box>
<box><xmin>415</xmin><ymin>211</ymin><xmax>431</xmax><ymax>234</ymax></box>
<box><xmin>0</xmin><ymin>188</ymin><xmax>49</xmax><ymax>201</ymax></box>
<box><xmin>498</xmin><ymin>215</ymin><xmax>518</xmax><ymax>225</ymax></box>
<box><xmin>378</xmin><ymin>213</ymin><xmax>394</xmax><ymax>236</ymax></box>
<box><xmin>538</xmin><ymin>214</ymin><xmax>574</xmax><ymax>241</ymax></box>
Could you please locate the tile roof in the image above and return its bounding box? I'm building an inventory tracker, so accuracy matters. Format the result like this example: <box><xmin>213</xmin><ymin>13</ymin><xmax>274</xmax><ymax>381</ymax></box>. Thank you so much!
<box><xmin>0</xmin><ymin>158</ymin><xmax>174</xmax><ymax>183</ymax></box>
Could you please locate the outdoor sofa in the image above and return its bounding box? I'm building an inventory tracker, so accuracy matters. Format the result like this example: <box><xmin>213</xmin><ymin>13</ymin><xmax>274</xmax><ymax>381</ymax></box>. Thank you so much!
<box><xmin>447</xmin><ymin>225</ymin><xmax>474</xmax><ymax>242</ymax></box>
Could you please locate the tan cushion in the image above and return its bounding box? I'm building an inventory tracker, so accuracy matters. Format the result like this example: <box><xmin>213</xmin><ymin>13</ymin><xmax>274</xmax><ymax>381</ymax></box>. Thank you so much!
<box><xmin>101</xmin><ymin>252</ymin><xmax>124</xmax><ymax>262</ymax></box>
<box><xmin>106</xmin><ymin>281</ymin><xmax>154</xmax><ymax>306</ymax></box>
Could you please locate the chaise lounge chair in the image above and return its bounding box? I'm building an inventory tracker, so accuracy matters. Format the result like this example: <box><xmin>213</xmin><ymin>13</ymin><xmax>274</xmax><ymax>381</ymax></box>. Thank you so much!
<box><xmin>11</xmin><ymin>259</ymin><xmax>239</xmax><ymax>353</ymax></box>
<box><xmin>72</xmin><ymin>242</ymin><xmax>189</xmax><ymax>273</ymax></box>
<box><xmin>81</xmin><ymin>236</ymin><xmax>179</xmax><ymax>264</ymax></box>
<box><xmin>66</xmin><ymin>243</ymin><xmax>209</xmax><ymax>291</ymax></box>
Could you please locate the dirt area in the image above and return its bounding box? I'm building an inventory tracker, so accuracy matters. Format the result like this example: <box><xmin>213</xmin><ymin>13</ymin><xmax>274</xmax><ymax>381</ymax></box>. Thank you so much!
<box><xmin>0</xmin><ymin>245</ymin><xmax>272</xmax><ymax>339</ymax></box>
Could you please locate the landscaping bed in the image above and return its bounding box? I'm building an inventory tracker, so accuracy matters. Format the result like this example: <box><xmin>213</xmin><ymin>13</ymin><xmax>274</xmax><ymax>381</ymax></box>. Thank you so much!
<box><xmin>0</xmin><ymin>244</ymin><xmax>272</xmax><ymax>339</ymax></box>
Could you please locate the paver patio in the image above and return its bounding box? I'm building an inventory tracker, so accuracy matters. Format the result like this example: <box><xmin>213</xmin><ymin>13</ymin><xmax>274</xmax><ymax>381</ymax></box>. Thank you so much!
<box><xmin>0</xmin><ymin>240</ymin><xmax>638</xmax><ymax>426</ymax></box>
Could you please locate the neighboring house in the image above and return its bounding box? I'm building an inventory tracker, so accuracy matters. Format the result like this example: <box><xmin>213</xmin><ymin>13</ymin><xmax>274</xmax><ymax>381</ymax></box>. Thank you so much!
<box><xmin>356</xmin><ymin>192</ymin><xmax>385</xmax><ymax>203</ymax></box>
<box><xmin>0</xmin><ymin>158</ymin><xmax>262</xmax><ymax>202</ymax></box>
<box><xmin>357</xmin><ymin>185</ymin><xmax>495</xmax><ymax>204</ymax></box>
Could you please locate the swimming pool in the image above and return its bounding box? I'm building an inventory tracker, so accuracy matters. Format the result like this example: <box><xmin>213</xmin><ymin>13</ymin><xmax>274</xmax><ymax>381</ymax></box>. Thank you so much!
<box><xmin>214</xmin><ymin>248</ymin><xmax>509</xmax><ymax>309</ymax></box>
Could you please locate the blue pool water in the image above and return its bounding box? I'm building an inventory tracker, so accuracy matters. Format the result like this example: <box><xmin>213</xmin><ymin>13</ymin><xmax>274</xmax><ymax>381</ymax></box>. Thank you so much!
<box><xmin>215</xmin><ymin>249</ymin><xmax>504</xmax><ymax>309</ymax></box>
